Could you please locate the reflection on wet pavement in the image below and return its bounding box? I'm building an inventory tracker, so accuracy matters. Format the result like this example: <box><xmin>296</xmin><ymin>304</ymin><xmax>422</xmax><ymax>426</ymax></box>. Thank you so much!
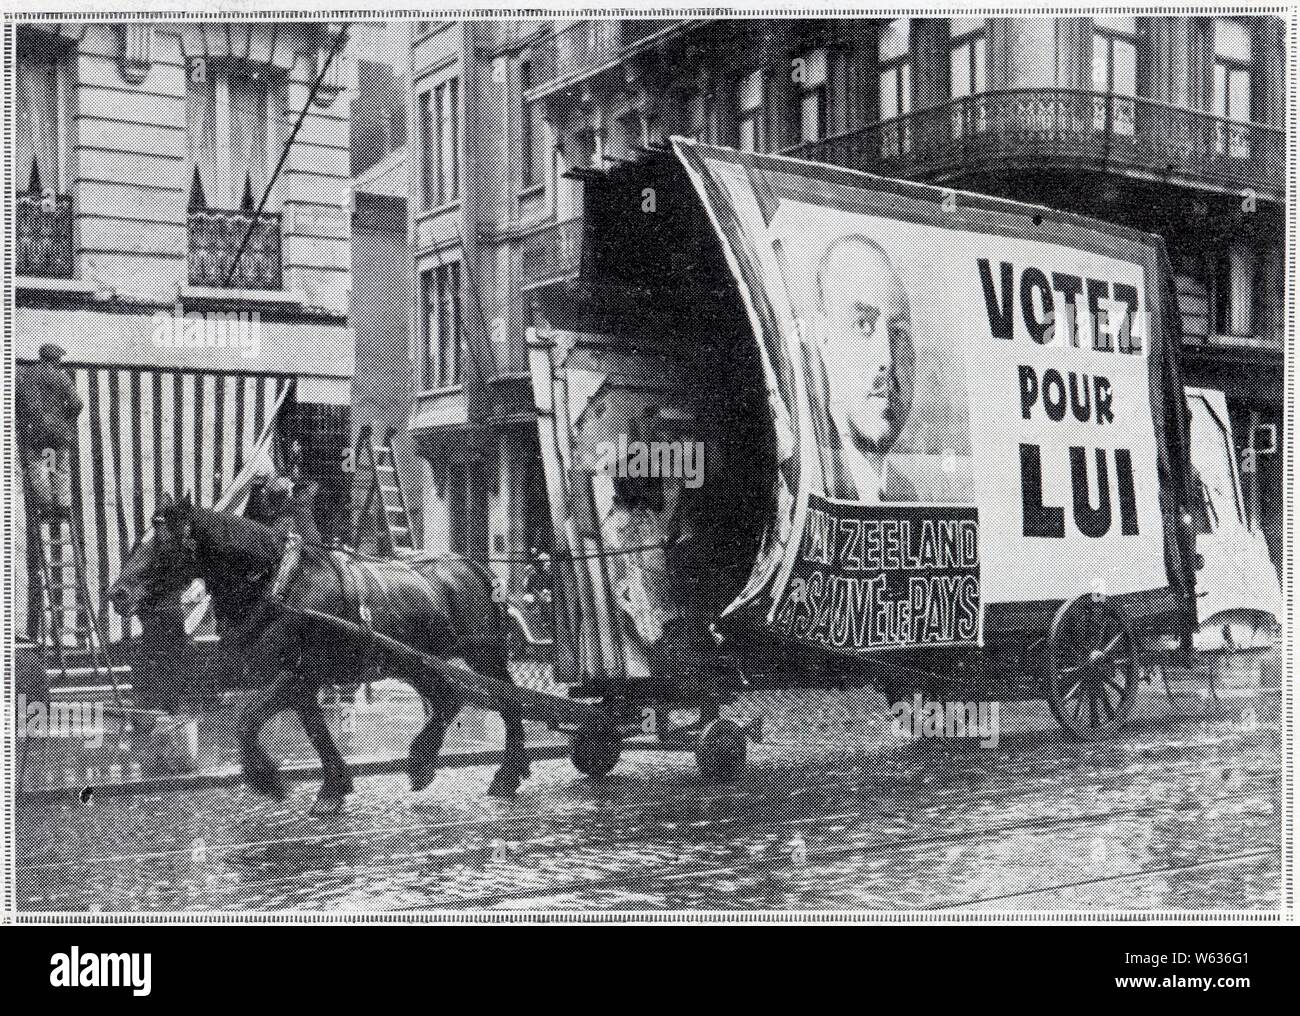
<box><xmin>15</xmin><ymin>697</ymin><xmax>1281</xmax><ymax>914</ymax></box>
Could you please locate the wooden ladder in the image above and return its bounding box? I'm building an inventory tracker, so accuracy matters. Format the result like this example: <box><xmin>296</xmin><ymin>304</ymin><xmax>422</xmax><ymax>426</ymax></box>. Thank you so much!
<box><xmin>21</xmin><ymin>472</ymin><xmax>121</xmax><ymax>709</ymax></box>
<box><xmin>351</xmin><ymin>425</ymin><xmax>417</xmax><ymax>555</ymax></box>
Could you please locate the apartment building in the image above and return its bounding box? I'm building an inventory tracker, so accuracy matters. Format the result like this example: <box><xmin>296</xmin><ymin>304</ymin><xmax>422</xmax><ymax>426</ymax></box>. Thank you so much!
<box><xmin>13</xmin><ymin>21</ymin><xmax>356</xmax><ymax>642</ymax></box>
<box><xmin>407</xmin><ymin>17</ymin><xmax>1285</xmax><ymax>589</ymax></box>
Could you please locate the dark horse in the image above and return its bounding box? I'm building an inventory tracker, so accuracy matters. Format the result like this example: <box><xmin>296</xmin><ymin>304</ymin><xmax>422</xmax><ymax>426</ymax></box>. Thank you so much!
<box><xmin>108</xmin><ymin>494</ymin><xmax>531</xmax><ymax>815</ymax></box>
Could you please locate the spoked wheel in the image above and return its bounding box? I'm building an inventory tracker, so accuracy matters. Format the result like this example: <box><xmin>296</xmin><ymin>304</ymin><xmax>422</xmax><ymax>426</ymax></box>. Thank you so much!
<box><xmin>570</xmin><ymin>719</ymin><xmax>622</xmax><ymax>779</ymax></box>
<box><xmin>1046</xmin><ymin>595</ymin><xmax>1137</xmax><ymax>739</ymax></box>
<box><xmin>696</xmin><ymin>718</ymin><xmax>746</xmax><ymax>781</ymax></box>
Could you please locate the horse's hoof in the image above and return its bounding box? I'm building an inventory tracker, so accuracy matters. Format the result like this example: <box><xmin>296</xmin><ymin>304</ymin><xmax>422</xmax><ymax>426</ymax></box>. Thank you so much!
<box><xmin>245</xmin><ymin>766</ymin><xmax>288</xmax><ymax>801</ymax></box>
<box><xmin>486</xmin><ymin>773</ymin><xmax>522</xmax><ymax>798</ymax></box>
<box><xmin>309</xmin><ymin>794</ymin><xmax>346</xmax><ymax>817</ymax></box>
<box><xmin>409</xmin><ymin>760</ymin><xmax>438</xmax><ymax>793</ymax></box>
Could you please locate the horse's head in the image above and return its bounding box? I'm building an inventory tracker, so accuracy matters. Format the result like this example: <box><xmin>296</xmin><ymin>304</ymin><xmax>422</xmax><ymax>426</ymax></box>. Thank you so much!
<box><xmin>108</xmin><ymin>492</ymin><xmax>201</xmax><ymax>618</ymax></box>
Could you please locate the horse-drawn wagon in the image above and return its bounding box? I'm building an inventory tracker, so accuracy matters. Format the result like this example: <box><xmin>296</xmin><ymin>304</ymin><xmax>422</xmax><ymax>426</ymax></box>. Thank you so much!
<box><xmin>513</xmin><ymin>139</ymin><xmax>1211</xmax><ymax>780</ymax></box>
<box><xmin>107</xmin><ymin>140</ymin><xmax>1268</xmax><ymax>811</ymax></box>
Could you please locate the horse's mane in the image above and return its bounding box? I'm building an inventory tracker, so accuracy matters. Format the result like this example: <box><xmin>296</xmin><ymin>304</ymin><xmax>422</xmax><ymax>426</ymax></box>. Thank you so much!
<box><xmin>187</xmin><ymin>504</ymin><xmax>284</xmax><ymax>566</ymax></box>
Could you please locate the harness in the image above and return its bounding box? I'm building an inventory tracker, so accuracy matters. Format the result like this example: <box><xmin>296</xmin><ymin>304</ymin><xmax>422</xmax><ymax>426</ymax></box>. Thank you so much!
<box><xmin>269</xmin><ymin>534</ymin><xmax>367</xmax><ymax>624</ymax></box>
<box><xmin>267</xmin><ymin>535</ymin><xmax>456</xmax><ymax>663</ymax></box>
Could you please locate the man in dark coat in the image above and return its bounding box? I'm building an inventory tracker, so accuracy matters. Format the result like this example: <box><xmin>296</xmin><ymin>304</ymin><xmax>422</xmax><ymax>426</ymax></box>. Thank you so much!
<box><xmin>16</xmin><ymin>343</ymin><xmax>82</xmax><ymax>512</ymax></box>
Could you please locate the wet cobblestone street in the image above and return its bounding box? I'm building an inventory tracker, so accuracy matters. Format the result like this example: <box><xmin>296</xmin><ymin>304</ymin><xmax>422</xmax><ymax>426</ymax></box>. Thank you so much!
<box><xmin>15</xmin><ymin>686</ymin><xmax>1280</xmax><ymax>914</ymax></box>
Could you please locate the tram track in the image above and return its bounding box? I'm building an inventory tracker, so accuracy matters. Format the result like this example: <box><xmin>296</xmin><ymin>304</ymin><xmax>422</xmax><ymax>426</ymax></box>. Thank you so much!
<box><xmin>17</xmin><ymin>728</ymin><xmax>1274</xmax><ymax>875</ymax></box>
<box><xmin>21</xmin><ymin>759</ymin><xmax>1279</xmax><ymax>912</ymax></box>
<box><xmin>927</xmin><ymin>846</ymin><xmax>1280</xmax><ymax>911</ymax></box>
<box><xmin>413</xmin><ymin>781</ymin><xmax>1280</xmax><ymax>911</ymax></box>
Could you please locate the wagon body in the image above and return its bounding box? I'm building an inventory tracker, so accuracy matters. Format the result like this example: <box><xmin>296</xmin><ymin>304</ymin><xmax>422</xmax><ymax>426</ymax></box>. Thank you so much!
<box><xmin>526</xmin><ymin>141</ymin><xmax>1197</xmax><ymax>752</ymax></box>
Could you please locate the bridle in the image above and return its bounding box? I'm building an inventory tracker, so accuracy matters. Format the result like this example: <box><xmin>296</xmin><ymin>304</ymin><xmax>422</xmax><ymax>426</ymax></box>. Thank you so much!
<box><xmin>133</xmin><ymin>510</ymin><xmax>276</xmax><ymax>615</ymax></box>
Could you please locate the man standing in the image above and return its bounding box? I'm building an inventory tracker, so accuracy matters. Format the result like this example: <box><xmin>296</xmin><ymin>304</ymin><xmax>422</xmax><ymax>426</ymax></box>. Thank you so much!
<box><xmin>16</xmin><ymin>343</ymin><xmax>82</xmax><ymax>513</ymax></box>
<box><xmin>807</xmin><ymin>234</ymin><xmax>917</xmax><ymax>502</ymax></box>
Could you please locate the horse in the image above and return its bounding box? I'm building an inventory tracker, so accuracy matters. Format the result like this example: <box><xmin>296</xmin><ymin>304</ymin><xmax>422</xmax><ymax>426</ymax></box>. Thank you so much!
<box><xmin>108</xmin><ymin>493</ymin><xmax>531</xmax><ymax>815</ymax></box>
<box><xmin>128</xmin><ymin>479</ymin><xmax>323</xmax><ymax>717</ymax></box>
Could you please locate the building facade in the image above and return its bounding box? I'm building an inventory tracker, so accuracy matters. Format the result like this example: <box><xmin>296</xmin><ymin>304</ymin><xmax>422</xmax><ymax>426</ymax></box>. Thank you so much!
<box><xmin>349</xmin><ymin>22</ymin><xmax>420</xmax><ymax>544</ymax></box>
<box><xmin>13</xmin><ymin>21</ymin><xmax>357</xmax><ymax>642</ymax></box>
<box><xmin>404</xmin><ymin>20</ymin><xmax>552</xmax><ymax>587</ymax></box>
<box><xmin>408</xmin><ymin>16</ymin><xmax>1286</xmax><ymax>590</ymax></box>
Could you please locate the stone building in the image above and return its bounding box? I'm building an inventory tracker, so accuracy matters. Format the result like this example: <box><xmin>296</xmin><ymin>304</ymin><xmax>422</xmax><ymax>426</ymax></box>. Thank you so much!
<box><xmin>406</xmin><ymin>16</ymin><xmax>1285</xmax><ymax>589</ymax></box>
<box><xmin>13</xmin><ymin>21</ymin><xmax>356</xmax><ymax>645</ymax></box>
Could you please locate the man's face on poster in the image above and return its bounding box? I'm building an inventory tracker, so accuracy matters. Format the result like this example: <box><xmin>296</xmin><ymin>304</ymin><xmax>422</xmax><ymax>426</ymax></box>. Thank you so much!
<box><xmin>817</xmin><ymin>237</ymin><xmax>915</xmax><ymax>457</ymax></box>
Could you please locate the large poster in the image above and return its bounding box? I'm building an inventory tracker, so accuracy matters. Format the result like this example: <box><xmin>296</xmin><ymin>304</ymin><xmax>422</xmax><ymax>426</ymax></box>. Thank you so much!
<box><xmin>674</xmin><ymin>141</ymin><xmax>1170</xmax><ymax>652</ymax></box>
<box><xmin>772</xmin><ymin>499</ymin><xmax>981</xmax><ymax>651</ymax></box>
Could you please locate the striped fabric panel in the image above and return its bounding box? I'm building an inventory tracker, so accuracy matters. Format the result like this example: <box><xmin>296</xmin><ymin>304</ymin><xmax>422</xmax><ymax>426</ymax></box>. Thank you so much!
<box><xmin>17</xmin><ymin>366</ymin><xmax>292</xmax><ymax>643</ymax></box>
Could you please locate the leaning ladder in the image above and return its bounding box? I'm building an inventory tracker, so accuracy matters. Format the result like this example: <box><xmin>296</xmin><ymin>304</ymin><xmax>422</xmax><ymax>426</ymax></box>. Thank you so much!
<box><xmin>20</xmin><ymin>463</ymin><xmax>122</xmax><ymax>709</ymax></box>
<box><xmin>351</xmin><ymin>425</ymin><xmax>417</xmax><ymax>556</ymax></box>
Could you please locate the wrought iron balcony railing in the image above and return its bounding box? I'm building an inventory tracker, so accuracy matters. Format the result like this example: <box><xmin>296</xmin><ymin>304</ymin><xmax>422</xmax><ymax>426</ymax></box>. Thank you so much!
<box><xmin>786</xmin><ymin>89</ymin><xmax>1284</xmax><ymax>201</ymax></box>
<box><xmin>188</xmin><ymin>206</ymin><xmax>283</xmax><ymax>290</ymax></box>
<box><xmin>16</xmin><ymin>190</ymin><xmax>75</xmax><ymax>279</ymax></box>
<box><xmin>518</xmin><ymin>217</ymin><xmax>585</xmax><ymax>289</ymax></box>
<box><xmin>525</xmin><ymin>20</ymin><xmax>689</xmax><ymax>98</ymax></box>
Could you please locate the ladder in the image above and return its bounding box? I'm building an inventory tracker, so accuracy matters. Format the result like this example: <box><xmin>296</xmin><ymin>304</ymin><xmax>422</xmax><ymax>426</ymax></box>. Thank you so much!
<box><xmin>350</xmin><ymin>425</ymin><xmax>417</xmax><ymax>556</ymax></box>
<box><xmin>21</xmin><ymin>469</ymin><xmax>122</xmax><ymax>709</ymax></box>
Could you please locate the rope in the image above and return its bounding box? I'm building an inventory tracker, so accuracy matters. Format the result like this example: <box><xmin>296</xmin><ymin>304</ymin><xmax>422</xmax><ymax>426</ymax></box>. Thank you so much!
<box><xmin>281</xmin><ymin>537</ymin><xmax>677</xmax><ymax>566</ymax></box>
<box><xmin>222</xmin><ymin>23</ymin><xmax>351</xmax><ymax>288</ymax></box>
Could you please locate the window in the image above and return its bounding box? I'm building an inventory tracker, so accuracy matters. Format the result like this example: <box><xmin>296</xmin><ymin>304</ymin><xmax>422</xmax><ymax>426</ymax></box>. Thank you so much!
<box><xmin>796</xmin><ymin>48</ymin><xmax>828</xmax><ymax>144</ymax></box>
<box><xmin>1211</xmin><ymin>245</ymin><xmax>1255</xmax><ymax>339</ymax></box>
<box><xmin>418</xmin><ymin>90</ymin><xmax>434</xmax><ymax>210</ymax></box>
<box><xmin>949</xmin><ymin>18</ymin><xmax>987</xmax><ymax>99</ymax></box>
<box><xmin>520</xmin><ymin>60</ymin><xmax>547</xmax><ymax>190</ymax></box>
<box><xmin>878</xmin><ymin>18</ymin><xmax>912</xmax><ymax>155</ymax></box>
<box><xmin>423</xmin><ymin>262</ymin><xmax>464</xmax><ymax>389</ymax></box>
<box><xmin>736</xmin><ymin>69</ymin><xmax>766</xmax><ymax>152</ymax></box>
<box><xmin>420</xmin><ymin>77</ymin><xmax>460</xmax><ymax>207</ymax></box>
<box><xmin>950</xmin><ymin>18</ymin><xmax>987</xmax><ymax>136</ymax></box>
<box><xmin>1213</xmin><ymin>18</ymin><xmax>1252</xmax><ymax>156</ymax></box>
<box><xmin>646</xmin><ymin>96</ymin><xmax>691</xmax><ymax>148</ymax></box>
<box><xmin>16</xmin><ymin>34</ymin><xmax>73</xmax><ymax>279</ymax></box>
<box><xmin>186</xmin><ymin>61</ymin><xmax>285</xmax><ymax>289</ymax></box>
<box><xmin>1093</xmin><ymin>17</ymin><xmax>1137</xmax><ymax>136</ymax></box>
<box><xmin>439</xmin><ymin>77</ymin><xmax>460</xmax><ymax>203</ymax></box>
<box><xmin>448</xmin><ymin>463</ymin><xmax>469</xmax><ymax>555</ymax></box>
<box><xmin>16</xmin><ymin>40</ymin><xmax>67</xmax><ymax>194</ymax></box>
<box><xmin>187</xmin><ymin>62</ymin><xmax>283</xmax><ymax>210</ymax></box>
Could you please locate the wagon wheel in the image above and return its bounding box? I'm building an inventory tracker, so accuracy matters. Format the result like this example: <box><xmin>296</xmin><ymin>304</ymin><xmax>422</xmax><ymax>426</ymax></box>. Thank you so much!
<box><xmin>570</xmin><ymin>718</ymin><xmax>621</xmax><ymax>779</ymax></box>
<box><xmin>696</xmin><ymin>718</ymin><xmax>746</xmax><ymax>782</ymax></box>
<box><xmin>1046</xmin><ymin>595</ymin><xmax>1137</xmax><ymax>739</ymax></box>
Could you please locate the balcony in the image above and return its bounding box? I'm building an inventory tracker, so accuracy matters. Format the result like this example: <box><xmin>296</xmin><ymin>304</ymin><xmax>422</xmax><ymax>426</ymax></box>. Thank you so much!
<box><xmin>786</xmin><ymin>90</ymin><xmax>1284</xmax><ymax>203</ymax></box>
<box><xmin>524</xmin><ymin>20</ymin><xmax>692</xmax><ymax>99</ymax></box>
<box><xmin>518</xmin><ymin>217</ymin><xmax>585</xmax><ymax>290</ymax></box>
<box><xmin>16</xmin><ymin>190</ymin><xmax>74</xmax><ymax>279</ymax></box>
<box><xmin>188</xmin><ymin>207</ymin><xmax>283</xmax><ymax>291</ymax></box>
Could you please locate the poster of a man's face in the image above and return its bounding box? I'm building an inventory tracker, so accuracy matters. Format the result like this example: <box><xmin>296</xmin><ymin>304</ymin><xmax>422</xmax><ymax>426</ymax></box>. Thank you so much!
<box><xmin>814</xmin><ymin>235</ymin><xmax>917</xmax><ymax>501</ymax></box>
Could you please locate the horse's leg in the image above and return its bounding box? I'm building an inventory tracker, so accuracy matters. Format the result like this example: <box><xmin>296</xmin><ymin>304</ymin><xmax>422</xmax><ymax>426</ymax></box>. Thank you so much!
<box><xmin>295</xmin><ymin>682</ymin><xmax>354</xmax><ymax>817</ymax></box>
<box><xmin>236</xmin><ymin>671</ymin><xmax>299</xmax><ymax>801</ymax></box>
<box><xmin>405</xmin><ymin>673</ymin><xmax>456</xmax><ymax>793</ymax></box>
<box><xmin>481</xmin><ymin>652</ymin><xmax>529</xmax><ymax>797</ymax></box>
<box><xmin>487</xmin><ymin>695</ymin><xmax>530</xmax><ymax>797</ymax></box>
